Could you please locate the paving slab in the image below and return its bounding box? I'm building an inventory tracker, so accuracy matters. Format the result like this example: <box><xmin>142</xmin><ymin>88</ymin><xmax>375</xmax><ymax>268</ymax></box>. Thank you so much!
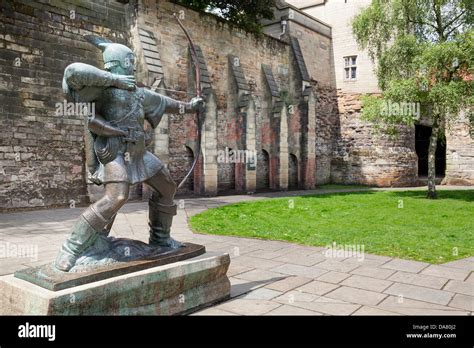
<box><xmin>420</xmin><ymin>265</ymin><xmax>471</xmax><ymax>281</ymax></box>
<box><xmin>362</xmin><ymin>254</ymin><xmax>393</xmax><ymax>263</ymax></box>
<box><xmin>352</xmin><ymin>306</ymin><xmax>400</xmax><ymax>315</ymax></box>
<box><xmin>316</xmin><ymin>271</ymin><xmax>351</xmax><ymax>284</ymax></box>
<box><xmin>388</xmin><ymin>271</ymin><xmax>448</xmax><ymax>290</ymax></box>
<box><xmin>214</xmin><ymin>298</ymin><xmax>281</xmax><ymax>315</ymax></box>
<box><xmin>251</xmin><ymin>240</ymin><xmax>293</xmax><ymax>252</ymax></box>
<box><xmin>267</xmin><ymin>304</ymin><xmax>322</xmax><ymax>315</ymax></box>
<box><xmin>315</xmin><ymin>259</ymin><xmax>360</xmax><ymax>273</ymax></box>
<box><xmin>244</xmin><ymin>248</ymin><xmax>295</xmax><ymax>260</ymax></box>
<box><xmin>264</xmin><ymin>276</ymin><xmax>313</xmax><ymax>292</ymax></box>
<box><xmin>382</xmin><ymin>259</ymin><xmax>429</xmax><ymax>273</ymax></box>
<box><xmin>294</xmin><ymin>280</ymin><xmax>340</xmax><ymax>296</ymax></box>
<box><xmin>384</xmin><ymin>283</ymin><xmax>454</xmax><ymax>306</ymax></box>
<box><xmin>341</xmin><ymin>257</ymin><xmax>389</xmax><ymax>268</ymax></box>
<box><xmin>229</xmin><ymin>277</ymin><xmax>267</xmax><ymax>298</ymax></box>
<box><xmin>192</xmin><ymin>307</ymin><xmax>236</xmax><ymax>315</ymax></box>
<box><xmin>238</xmin><ymin>287</ymin><xmax>282</xmax><ymax>300</ymax></box>
<box><xmin>447</xmin><ymin>294</ymin><xmax>474</xmax><ymax>312</ymax></box>
<box><xmin>274</xmin><ymin>290</ymin><xmax>319</xmax><ymax>304</ymax></box>
<box><xmin>350</xmin><ymin>266</ymin><xmax>396</xmax><ymax>280</ymax></box>
<box><xmin>377</xmin><ymin>295</ymin><xmax>470</xmax><ymax>315</ymax></box>
<box><xmin>270</xmin><ymin>264</ymin><xmax>328</xmax><ymax>278</ymax></box>
<box><xmin>443</xmin><ymin>279</ymin><xmax>473</xmax><ymax>296</ymax></box>
<box><xmin>286</xmin><ymin>300</ymin><xmax>361</xmax><ymax>315</ymax></box>
<box><xmin>341</xmin><ymin>275</ymin><xmax>393</xmax><ymax>292</ymax></box>
<box><xmin>231</xmin><ymin>255</ymin><xmax>284</xmax><ymax>270</ymax></box>
<box><xmin>324</xmin><ymin>286</ymin><xmax>388</xmax><ymax>306</ymax></box>
<box><xmin>272</xmin><ymin>252</ymin><xmax>326</xmax><ymax>266</ymax></box>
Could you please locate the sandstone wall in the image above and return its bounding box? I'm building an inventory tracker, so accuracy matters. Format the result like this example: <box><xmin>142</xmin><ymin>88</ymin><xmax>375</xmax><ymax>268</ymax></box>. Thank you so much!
<box><xmin>332</xmin><ymin>93</ymin><xmax>418</xmax><ymax>187</ymax></box>
<box><xmin>1</xmin><ymin>0</ymin><xmax>469</xmax><ymax>210</ymax></box>
<box><xmin>144</xmin><ymin>1</ymin><xmax>292</xmax><ymax>194</ymax></box>
<box><xmin>0</xmin><ymin>0</ymin><xmax>130</xmax><ymax>209</ymax></box>
<box><xmin>444</xmin><ymin>112</ymin><xmax>474</xmax><ymax>185</ymax></box>
<box><xmin>1</xmin><ymin>0</ymin><xmax>323</xmax><ymax>209</ymax></box>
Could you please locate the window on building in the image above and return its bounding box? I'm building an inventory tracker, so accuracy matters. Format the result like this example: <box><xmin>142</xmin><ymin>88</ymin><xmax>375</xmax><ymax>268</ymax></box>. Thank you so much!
<box><xmin>344</xmin><ymin>56</ymin><xmax>357</xmax><ymax>81</ymax></box>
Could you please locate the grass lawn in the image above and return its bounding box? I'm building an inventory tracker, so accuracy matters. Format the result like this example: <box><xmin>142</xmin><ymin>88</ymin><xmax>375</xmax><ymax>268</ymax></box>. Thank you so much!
<box><xmin>315</xmin><ymin>184</ymin><xmax>372</xmax><ymax>190</ymax></box>
<box><xmin>189</xmin><ymin>190</ymin><xmax>474</xmax><ymax>264</ymax></box>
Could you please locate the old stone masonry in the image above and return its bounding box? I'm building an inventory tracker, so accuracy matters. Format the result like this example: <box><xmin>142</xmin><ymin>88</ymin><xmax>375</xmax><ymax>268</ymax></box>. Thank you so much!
<box><xmin>1</xmin><ymin>0</ymin><xmax>473</xmax><ymax>210</ymax></box>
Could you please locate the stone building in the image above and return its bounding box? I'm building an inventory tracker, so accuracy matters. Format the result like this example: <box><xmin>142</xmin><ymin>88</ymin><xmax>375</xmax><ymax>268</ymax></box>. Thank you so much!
<box><xmin>284</xmin><ymin>0</ymin><xmax>474</xmax><ymax>187</ymax></box>
<box><xmin>0</xmin><ymin>0</ymin><xmax>472</xmax><ymax>210</ymax></box>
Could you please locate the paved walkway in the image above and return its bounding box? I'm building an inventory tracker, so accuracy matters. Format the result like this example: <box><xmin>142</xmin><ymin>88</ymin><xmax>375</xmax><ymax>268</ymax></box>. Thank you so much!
<box><xmin>0</xmin><ymin>186</ymin><xmax>472</xmax><ymax>315</ymax></box>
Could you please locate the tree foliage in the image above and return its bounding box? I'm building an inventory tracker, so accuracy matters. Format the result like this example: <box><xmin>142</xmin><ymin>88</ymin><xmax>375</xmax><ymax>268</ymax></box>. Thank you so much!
<box><xmin>352</xmin><ymin>0</ymin><xmax>473</xmax><ymax>198</ymax></box>
<box><xmin>173</xmin><ymin>0</ymin><xmax>276</xmax><ymax>34</ymax></box>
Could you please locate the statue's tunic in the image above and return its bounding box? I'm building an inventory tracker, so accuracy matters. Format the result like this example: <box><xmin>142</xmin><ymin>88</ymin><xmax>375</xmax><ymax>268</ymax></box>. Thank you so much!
<box><xmin>63</xmin><ymin>67</ymin><xmax>169</xmax><ymax>184</ymax></box>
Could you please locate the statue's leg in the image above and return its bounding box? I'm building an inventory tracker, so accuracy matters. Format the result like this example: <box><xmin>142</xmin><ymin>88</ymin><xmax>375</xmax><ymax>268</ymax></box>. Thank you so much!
<box><xmin>145</xmin><ymin>167</ymin><xmax>182</xmax><ymax>249</ymax></box>
<box><xmin>55</xmin><ymin>182</ymin><xmax>130</xmax><ymax>271</ymax></box>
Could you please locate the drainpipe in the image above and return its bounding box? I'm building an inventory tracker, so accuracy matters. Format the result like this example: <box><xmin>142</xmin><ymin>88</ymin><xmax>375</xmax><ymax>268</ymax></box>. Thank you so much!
<box><xmin>279</xmin><ymin>18</ymin><xmax>288</xmax><ymax>40</ymax></box>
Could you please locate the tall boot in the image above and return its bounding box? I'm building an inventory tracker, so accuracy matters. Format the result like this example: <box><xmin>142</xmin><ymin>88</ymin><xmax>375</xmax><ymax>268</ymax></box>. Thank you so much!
<box><xmin>148</xmin><ymin>197</ymin><xmax>182</xmax><ymax>249</ymax></box>
<box><xmin>54</xmin><ymin>206</ymin><xmax>109</xmax><ymax>271</ymax></box>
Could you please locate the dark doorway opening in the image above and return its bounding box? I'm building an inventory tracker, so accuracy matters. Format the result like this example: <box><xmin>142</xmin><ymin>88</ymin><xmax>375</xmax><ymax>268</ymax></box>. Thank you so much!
<box><xmin>288</xmin><ymin>154</ymin><xmax>298</xmax><ymax>190</ymax></box>
<box><xmin>415</xmin><ymin>125</ymin><xmax>446</xmax><ymax>177</ymax></box>
<box><xmin>184</xmin><ymin>146</ymin><xmax>194</xmax><ymax>191</ymax></box>
<box><xmin>256</xmin><ymin>149</ymin><xmax>270</xmax><ymax>191</ymax></box>
<box><xmin>218</xmin><ymin>147</ymin><xmax>236</xmax><ymax>194</ymax></box>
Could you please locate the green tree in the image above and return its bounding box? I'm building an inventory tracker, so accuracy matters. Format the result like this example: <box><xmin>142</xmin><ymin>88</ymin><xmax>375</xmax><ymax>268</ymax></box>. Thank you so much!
<box><xmin>352</xmin><ymin>0</ymin><xmax>473</xmax><ymax>198</ymax></box>
<box><xmin>173</xmin><ymin>0</ymin><xmax>275</xmax><ymax>34</ymax></box>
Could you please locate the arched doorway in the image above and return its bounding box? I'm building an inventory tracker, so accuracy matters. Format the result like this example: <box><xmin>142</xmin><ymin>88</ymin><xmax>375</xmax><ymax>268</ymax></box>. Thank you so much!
<box><xmin>218</xmin><ymin>147</ymin><xmax>236</xmax><ymax>193</ymax></box>
<box><xmin>184</xmin><ymin>146</ymin><xmax>194</xmax><ymax>191</ymax></box>
<box><xmin>257</xmin><ymin>149</ymin><xmax>270</xmax><ymax>191</ymax></box>
<box><xmin>288</xmin><ymin>154</ymin><xmax>298</xmax><ymax>190</ymax></box>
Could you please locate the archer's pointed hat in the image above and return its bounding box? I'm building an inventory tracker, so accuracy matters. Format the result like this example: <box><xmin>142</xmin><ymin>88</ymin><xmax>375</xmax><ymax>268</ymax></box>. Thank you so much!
<box><xmin>84</xmin><ymin>35</ymin><xmax>134</xmax><ymax>70</ymax></box>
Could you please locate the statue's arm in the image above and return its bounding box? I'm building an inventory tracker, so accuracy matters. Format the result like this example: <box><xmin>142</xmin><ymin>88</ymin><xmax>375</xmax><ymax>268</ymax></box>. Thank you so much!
<box><xmin>63</xmin><ymin>63</ymin><xmax>135</xmax><ymax>91</ymax></box>
<box><xmin>143</xmin><ymin>89</ymin><xmax>201</xmax><ymax>128</ymax></box>
<box><xmin>87</xmin><ymin>113</ymin><xmax>127</xmax><ymax>137</ymax></box>
<box><xmin>63</xmin><ymin>63</ymin><xmax>116</xmax><ymax>91</ymax></box>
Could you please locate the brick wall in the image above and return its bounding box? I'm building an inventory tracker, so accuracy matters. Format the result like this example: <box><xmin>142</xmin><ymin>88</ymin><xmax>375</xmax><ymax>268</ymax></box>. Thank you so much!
<box><xmin>143</xmin><ymin>1</ymin><xmax>293</xmax><ymax>194</ymax></box>
<box><xmin>2</xmin><ymin>0</ymin><xmax>469</xmax><ymax>210</ymax></box>
<box><xmin>0</xmin><ymin>0</ymin><xmax>310</xmax><ymax>209</ymax></box>
<box><xmin>0</xmin><ymin>0</ymin><xmax>130</xmax><ymax>209</ymax></box>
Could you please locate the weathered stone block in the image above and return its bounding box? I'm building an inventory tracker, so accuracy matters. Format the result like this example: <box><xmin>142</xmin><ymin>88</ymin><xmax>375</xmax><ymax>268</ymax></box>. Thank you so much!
<box><xmin>0</xmin><ymin>252</ymin><xmax>230</xmax><ymax>315</ymax></box>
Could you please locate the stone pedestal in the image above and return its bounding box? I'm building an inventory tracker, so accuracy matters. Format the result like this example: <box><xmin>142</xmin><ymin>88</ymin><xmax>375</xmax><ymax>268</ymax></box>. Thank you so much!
<box><xmin>0</xmin><ymin>252</ymin><xmax>230</xmax><ymax>315</ymax></box>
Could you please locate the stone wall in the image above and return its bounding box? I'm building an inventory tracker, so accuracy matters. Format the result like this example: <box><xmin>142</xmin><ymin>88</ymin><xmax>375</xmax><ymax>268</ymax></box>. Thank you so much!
<box><xmin>287</xmin><ymin>20</ymin><xmax>332</xmax><ymax>88</ymax></box>
<box><xmin>314</xmin><ymin>85</ymin><xmax>338</xmax><ymax>184</ymax></box>
<box><xmin>143</xmin><ymin>1</ymin><xmax>293</xmax><ymax>194</ymax></box>
<box><xmin>444</xmin><ymin>112</ymin><xmax>474</xmax><ymax>185</ymax></box>
<box><xmin>0</xmin><ymin>0</ymin><xmax>130</xmax><ymax>209</ymax></box>
<box><xmin>1</xmin><ymin>0</ymin><xmax>470</xmax><ymax>210</ymax></box>
<box><xmin>2</xmin><ymin>0</ymin><xmax>329</xmax><ymax>209</ymax></box>
<box><xmin>331</xmin><ymin>92</ymin><xmax>418</xmax><ymax>187</ymax></box>
<box><xmin>289</xmin><ymin>0</ymin><xmax>380</xmax><ymax>94</ymax></box>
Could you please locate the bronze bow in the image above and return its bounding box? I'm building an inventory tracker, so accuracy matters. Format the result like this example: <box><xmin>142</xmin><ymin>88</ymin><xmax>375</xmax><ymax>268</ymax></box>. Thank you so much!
<box><xmin>173</xmin><ymin>13</ymin><xmax>204</xmax><ymax>190</ymax></box>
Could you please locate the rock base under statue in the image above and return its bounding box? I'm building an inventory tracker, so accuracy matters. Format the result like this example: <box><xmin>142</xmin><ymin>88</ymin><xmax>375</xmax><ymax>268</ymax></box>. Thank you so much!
<box><xmin>14</xmin><ymin>241</ymin><xmax>207</xmax><ymax>291</ymax></box>
<box><xmin>0</xmin><ymin>252</ymin><xmax>231</xmax><ymax>315</ymax></box>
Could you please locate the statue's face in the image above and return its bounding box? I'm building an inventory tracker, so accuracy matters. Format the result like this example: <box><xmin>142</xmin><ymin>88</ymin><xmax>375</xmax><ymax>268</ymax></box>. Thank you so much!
<box><xmin>102</xmin><ymin>43</ymin><xmax>136</xmax><ymax>75</ymax></box>
<box><xmin>122</xmin><ymin>53</ymin><xmax>136</xmax><ymax>75</ymax></box>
